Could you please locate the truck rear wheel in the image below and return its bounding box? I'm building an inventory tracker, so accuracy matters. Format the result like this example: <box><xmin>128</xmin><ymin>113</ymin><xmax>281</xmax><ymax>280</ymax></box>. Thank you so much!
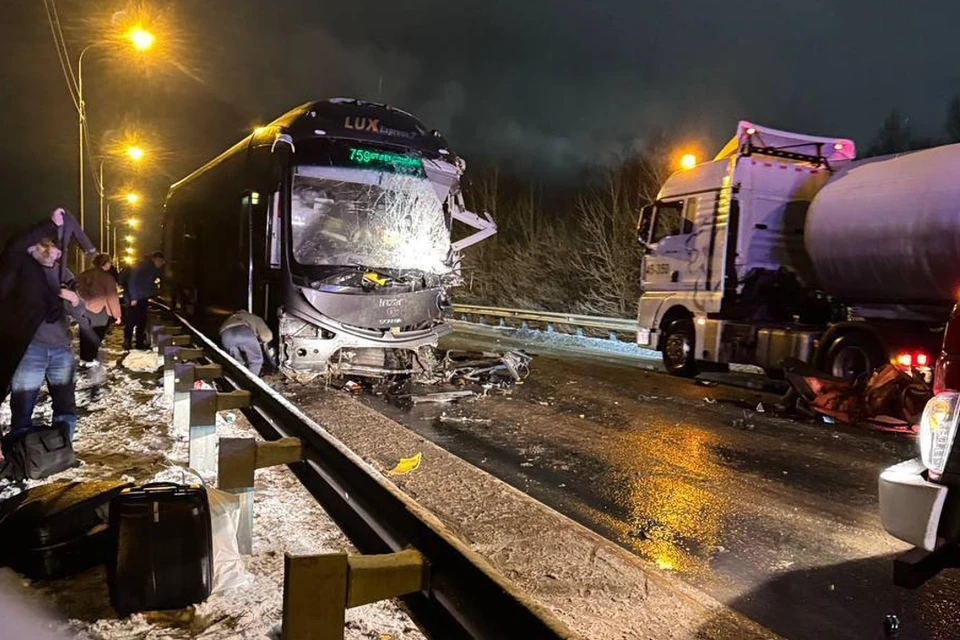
<box><xmin>662</xmin><ymin>319</ymin><xmax>699</xmax><ymax>377</ymax></box>
<box><xmin>824</xmin><ymin>332</ymin><xmax>886</xmax><ymax>381</ymax></box>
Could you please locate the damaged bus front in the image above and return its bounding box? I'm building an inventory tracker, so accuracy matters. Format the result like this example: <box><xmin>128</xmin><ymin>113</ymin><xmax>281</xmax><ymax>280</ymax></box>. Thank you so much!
<box><xmin>164</xmin><ymin>98</ymin><xmax>495</xmax><ymax>378</ymax></box>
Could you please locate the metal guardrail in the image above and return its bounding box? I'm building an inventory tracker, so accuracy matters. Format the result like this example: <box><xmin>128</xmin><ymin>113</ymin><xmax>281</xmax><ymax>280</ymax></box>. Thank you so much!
<box><xmin>450</xmin><ymin>304</ymin><xmax>637</xmax><ymax>335</ymax></box>
<box><xmin>154</xmin><ymin>304</ymin><xmax>577</xmax><ymax>640</ymax></box>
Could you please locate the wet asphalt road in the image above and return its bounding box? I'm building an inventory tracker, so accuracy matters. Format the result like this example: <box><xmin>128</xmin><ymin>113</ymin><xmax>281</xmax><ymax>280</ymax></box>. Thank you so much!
<box><xmin>360</xmin><ymin>331</ymin><xmax>960</xmax><ymax>640</ymax></box>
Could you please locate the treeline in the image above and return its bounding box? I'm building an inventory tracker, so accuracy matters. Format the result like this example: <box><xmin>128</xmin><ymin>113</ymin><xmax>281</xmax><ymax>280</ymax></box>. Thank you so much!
<box><xmin>866</xmin><ymin>94</ymin><xmax>960</xmax><ymax>155</ymax></box>
<box><xmin>456</xmin><ymin>136</ymin><xmax>673</xmax><ymax>317</ymax></box>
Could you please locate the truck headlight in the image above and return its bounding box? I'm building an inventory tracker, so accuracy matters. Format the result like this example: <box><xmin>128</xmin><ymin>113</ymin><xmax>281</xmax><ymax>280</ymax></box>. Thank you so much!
<box><xmin>920</xmin><ymin>392</ymin><xmax>960</xmax><ymax>475</ymax></box>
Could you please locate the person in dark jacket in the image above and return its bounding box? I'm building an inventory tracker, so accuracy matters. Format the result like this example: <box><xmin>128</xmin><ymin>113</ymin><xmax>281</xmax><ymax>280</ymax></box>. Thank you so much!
<box><xmin>119</xmin><ymin>251</ymin><xmax>165</xmax><ymax>351</ymax></box>
<box><xmin>5</xmin><ymin>238</ymin><xmax>84</xmax><ymax>439</ymax></box>
<box><xmin>0</xmin><ymin>214</ymin><xmax>92</xmax><ymax>409</ymax></box>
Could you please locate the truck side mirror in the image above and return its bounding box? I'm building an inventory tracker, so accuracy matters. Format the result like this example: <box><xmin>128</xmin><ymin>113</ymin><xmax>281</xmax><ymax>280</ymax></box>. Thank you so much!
<box><xmin>638</xmin><ymin>204</ymin><xmax>655</xmax><ymax>249</ymax></box>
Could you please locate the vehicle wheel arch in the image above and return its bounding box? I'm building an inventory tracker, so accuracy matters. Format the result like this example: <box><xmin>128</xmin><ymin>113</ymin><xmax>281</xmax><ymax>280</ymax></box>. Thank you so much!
<box><xmin>656</xmin><ymin>305</ymin><xmax>694</xmax><ymax>351</ymax></box>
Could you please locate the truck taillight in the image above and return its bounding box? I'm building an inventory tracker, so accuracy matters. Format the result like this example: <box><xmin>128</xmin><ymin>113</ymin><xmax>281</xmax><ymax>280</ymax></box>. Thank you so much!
<box><xmin>916</xmin><ymin>353</ymin><xmax>929</xmax><ymax>367</ymax></box>
<box><xmin>896</xmin><ymin>353</ymin><xmax>913</xmax><ymax>367</ymax></box>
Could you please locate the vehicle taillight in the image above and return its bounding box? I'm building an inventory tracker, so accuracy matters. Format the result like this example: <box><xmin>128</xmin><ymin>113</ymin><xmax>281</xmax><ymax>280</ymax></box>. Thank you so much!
<box><xmin>896</xmin><ymin>353</ymin><xmax>913</xmax><ymax>367</ymax></box>
<box><xmin>916</xmin><ymin>353</ymin><xmax>929</xmax><ymax>367</ymax></box>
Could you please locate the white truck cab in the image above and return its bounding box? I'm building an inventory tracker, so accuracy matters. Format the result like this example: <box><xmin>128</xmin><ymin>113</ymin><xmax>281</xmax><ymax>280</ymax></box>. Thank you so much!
<box><xmin>636</xmin><ymin>122</ymin><xmax>868</xmax><ymax>377</ymax></box>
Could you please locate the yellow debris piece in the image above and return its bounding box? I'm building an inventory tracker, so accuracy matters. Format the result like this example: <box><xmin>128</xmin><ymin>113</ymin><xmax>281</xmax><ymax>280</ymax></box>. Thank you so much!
<box><xmin>389</xmin><ymin>452</ymin><xmax>422</xmax><ymax>475</ymax></box>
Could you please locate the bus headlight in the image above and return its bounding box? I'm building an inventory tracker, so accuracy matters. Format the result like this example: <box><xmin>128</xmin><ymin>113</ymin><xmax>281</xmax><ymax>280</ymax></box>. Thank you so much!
<box><xmin>920</xmin><ymin>392</ymin><xmax>960</xmax><ymax>475</ymax></box>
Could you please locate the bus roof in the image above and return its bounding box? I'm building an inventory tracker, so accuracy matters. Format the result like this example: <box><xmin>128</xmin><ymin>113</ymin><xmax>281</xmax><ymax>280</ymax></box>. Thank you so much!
<box><xmin>169</xmin><ymin>98</ymin><xmax>457</xmax><ymax>194</ymax></box>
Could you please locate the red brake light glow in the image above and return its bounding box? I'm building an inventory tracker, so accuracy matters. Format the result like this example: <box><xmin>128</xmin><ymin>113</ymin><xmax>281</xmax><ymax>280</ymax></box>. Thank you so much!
<box><xmin>896</xmin><ymin>353</ymin><xmax>913</xmax><ymax>367</ymax></box>
<box><xmin>916</xmin><ymin>353</ymin><xmax>929</xmax><ymax>367</ymax></box>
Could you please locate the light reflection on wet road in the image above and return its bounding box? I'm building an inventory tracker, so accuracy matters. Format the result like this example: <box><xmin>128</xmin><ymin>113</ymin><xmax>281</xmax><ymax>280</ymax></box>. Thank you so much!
<box><xmin>362</xmin><ymin>333</ymin><xmax>960</xmax><ymax>640</ymax></box>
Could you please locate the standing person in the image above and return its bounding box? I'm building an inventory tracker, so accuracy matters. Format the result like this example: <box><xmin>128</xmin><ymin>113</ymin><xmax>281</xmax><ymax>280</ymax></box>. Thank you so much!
<box><xmin>5</xmin><ymin>238</ymin><xmax>84</xmax><ymax>439</ymax></box>
<box><xmin>0</xmin><ymin>223</ymin><xmax>86</xmax><ymax>409</ymax></box>
<box><xmin>219</xmin><ymin>310</ymin><xmax>273</xmax><ymax>376</ymax></box>
<box><xmin>76</xmin><ymin>253</ymin><xmax>122</xmax><ymax>368</ymax></box>
<box><xmin>119</xmin><ymin>251</ymin><xmax>165</xmax><ymax>351</ymax></box>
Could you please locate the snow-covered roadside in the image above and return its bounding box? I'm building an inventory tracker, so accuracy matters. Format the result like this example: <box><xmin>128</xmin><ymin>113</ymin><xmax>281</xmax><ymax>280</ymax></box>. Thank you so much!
<box><xmin>0</xmin><ymin>333</ymin><xmax>424</xmax><ymax>640</ymax></box>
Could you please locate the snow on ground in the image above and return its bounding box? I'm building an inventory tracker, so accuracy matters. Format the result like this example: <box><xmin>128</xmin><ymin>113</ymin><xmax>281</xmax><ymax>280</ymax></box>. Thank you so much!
<box><xmin>0</xmin><ymin>332</ymin><xmax>424</xmax><ymax>640</ymax></box>
<box><xmin>449</xmin><ymin>320</ymin><xmax>766</xmax><ymax>375</ymax></box>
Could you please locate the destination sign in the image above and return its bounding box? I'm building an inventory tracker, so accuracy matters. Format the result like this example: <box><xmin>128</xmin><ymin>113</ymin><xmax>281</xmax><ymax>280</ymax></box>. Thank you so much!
<box><xmin>348</xmin><ymin>146</ymin><xmax>424</xmax><ymax>175</ymax></box>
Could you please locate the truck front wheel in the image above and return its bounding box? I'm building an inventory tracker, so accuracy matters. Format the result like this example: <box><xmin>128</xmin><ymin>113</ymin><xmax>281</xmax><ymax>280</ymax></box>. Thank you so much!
<box><xmin>662</xmin><ymin>319</ymin><xmax>698</xmax><ymax>377</ymax></box>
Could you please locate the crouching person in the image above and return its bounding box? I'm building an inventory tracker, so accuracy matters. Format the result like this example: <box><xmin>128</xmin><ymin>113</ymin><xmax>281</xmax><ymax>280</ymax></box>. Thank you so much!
<box><xmin>219</xmin><ymin>310</ymin><xmax>273</xmax><ymax>376</ymax></box>
<box><xmin>7</xmin><ymin>239</ymin><xmax>84</xmax><ymax>440</ymax></box>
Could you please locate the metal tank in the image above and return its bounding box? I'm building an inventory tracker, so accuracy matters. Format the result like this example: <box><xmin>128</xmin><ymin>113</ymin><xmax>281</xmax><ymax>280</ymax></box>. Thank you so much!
<box><xmin>805</xmin><ymin>143</ymin><xmax>960</xmax><ymax>304</ymax></box>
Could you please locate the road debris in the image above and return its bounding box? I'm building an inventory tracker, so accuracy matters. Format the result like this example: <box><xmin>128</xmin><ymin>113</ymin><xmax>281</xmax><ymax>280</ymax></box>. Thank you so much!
<box><xmin>440</xmin><ymin>349</ymin><xmax>532</xmax><ymax>385</ymax></box>
<box><xmin>389</xmin><ymin>452</ymin><xmax>423</xmax><ymax>475</ymax></box>
<box><xmin>410</xmin><ymin>391</ymin><xmax>477</xmax><ymax>405</ymax></box>
<box><xmin>732</xmin><ymin>411</ymin><xmax>755</xmax><ymax>430</ymax></box>
<box><xmin>782</xmin><ymin>357</ymin><xmax>929</xmax><ymax>427</ymax></box>
<box><xmin>695</xmin><ymin>379</ymin><xmax>718</xmax><ymax>387</ymax></box>
<box><xmin>438</xmin><ymin>414</ymin><xmax>493</xmax><ymax>427</ymax></box>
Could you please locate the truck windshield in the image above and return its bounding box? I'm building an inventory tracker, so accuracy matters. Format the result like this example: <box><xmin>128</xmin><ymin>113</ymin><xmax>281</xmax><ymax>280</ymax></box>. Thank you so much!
<box><xmin>290</xmin><ymin>163</ymin><xmax>451</xmax><ymax>275</ymax></box>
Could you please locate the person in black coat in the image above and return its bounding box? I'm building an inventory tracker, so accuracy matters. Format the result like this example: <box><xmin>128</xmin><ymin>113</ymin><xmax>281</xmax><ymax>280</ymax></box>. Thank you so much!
<box><xmin>0</xmin><ymin>208</ymin><xmax>93</xmax><ymax>407</ymax></box>
<box><xmin>0</xmin><ymin>236</ymin><xmax>81</xmax><ymax>409</ymax></box>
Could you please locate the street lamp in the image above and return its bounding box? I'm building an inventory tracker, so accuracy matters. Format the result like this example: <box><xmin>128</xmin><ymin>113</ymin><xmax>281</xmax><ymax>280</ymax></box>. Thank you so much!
<box><xmin>128</xmin><ymin>27</ymin><xmax>155</xmax><ymax>52</ymax></box>
<box><xmin>126</xmin><ymin>192</ymin><xmax>140</xmax><ymax>205</ymax></box>
<box><xmin>76</xmin><ymin>28</ymin><xmax>156</xmax><ymax>262</ymax></box>
<box><xmin>127</xmin><ymin>217</ymin><xmax>140</xmax><ymax>229</ymax></box>
<box><xmin>100</xmin><ymin>145</ymin><xmax>145</xmax><ymax>252</ymax></box>
<box><xmin>125</xmin><ymin>234</ymin><xmax>135</xmax><ymax>243</ymax></box>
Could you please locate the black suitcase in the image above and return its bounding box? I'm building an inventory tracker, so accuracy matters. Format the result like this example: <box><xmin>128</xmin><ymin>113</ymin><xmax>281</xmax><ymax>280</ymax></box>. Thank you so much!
<box><xmin>108</xmin><ymin>482</ymin><xmax>213</xmax><ymax>615</ymax></box>
<box><xmin>0</xmin><ymin>479</ymin><xmax>132</xmax><ymax>579</ymax></box>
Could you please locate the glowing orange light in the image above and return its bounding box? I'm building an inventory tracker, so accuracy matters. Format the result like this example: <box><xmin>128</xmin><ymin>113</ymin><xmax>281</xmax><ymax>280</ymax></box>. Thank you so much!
<box><xmin>896</xmin><ymin>353</ymin><xmax>913</xmax><ymax>367</ymax></box>
<box><xmin>679</xmin><ymin>153</ymin><xmax>697</xmax><ymax>170</ymax></box>
<box><xmin>129</xmin><ymin>27</ymin><xmax>155</xmax><ymax>52</ymax></box>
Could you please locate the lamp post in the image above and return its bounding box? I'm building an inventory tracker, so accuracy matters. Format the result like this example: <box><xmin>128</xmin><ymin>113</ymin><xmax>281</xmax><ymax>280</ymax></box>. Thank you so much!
<box><xmin>100</xmin><ymin>145</ymin><xmax>145</xmax><ymax>253</ymax></box>
<box><xmin>75</xmin><ymin>27</ymin><xmax>155</xmax><ymax>260</ymax></box>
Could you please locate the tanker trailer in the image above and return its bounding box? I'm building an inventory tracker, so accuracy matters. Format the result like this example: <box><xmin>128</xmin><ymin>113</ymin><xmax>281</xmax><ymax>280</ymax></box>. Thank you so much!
<box><xmin>635</xmin><ymin>121</ymin><xmax>960</xmax><ymax>382</ymax></box>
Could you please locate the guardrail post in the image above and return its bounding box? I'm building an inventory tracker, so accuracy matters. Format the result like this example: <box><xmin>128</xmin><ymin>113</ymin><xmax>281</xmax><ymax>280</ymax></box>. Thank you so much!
<box><xmin>154</xmin><ymin>332</ymin><xmax>191</xmax><ymax>355</ymax></box>
<box><xmin>282</xmin><ymin>549</ymin><xmax>426</xmax><ymax>640</ymax></box>
<box><xmin>608</xmin><ymin>331</ymin><xmax>617</xmax><ymax>342</ymax></box>
<box><xmin>162</xmin><ymin>346</ymin><xmax>205</xmax><ymax>403</ymax></box>
<box><xmin>150</xmin><ymin>325</ymin><xmax>181</xmax><ymax>359</ymax></box>
<box><xmin>172</xmin><ymin>362</ymin><xmax>223</xmax><ymax>437</ymax></box>
<box><xmin>186</xmin><ymin>388</ymin><xmax>250</xmax><ymax>477</ymax></box>
<box><xmin>546</xmin><ymin>323</ymin><xmax>555</xmax><ymax>333</ymax></box>
<box><xmin>218</xmin><ymin>437</ymin><xmax>302</xmax><ymax>554</ymax></box>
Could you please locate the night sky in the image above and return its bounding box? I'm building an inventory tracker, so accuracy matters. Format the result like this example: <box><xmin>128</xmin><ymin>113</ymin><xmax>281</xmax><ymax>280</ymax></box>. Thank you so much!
<box><xmin>2</xmin><ymin>0</ymin><xmax>959</xmax><ymax>243</ymax></box>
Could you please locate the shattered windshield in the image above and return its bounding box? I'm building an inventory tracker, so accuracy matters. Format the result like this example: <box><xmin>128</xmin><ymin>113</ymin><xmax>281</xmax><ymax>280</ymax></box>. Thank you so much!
<box><xmin>291</xmin><ymin>164</ymin><xmax>451</xmax><ymax>274</ymax></box>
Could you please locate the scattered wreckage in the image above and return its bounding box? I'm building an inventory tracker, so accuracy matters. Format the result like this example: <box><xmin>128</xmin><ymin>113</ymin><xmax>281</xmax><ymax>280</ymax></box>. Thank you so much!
<box><xmin>337</xmin><ymin>348</ymin><xmax>533</xmax><ymax>404</ymax></box>
<box><xmin>780</xmin><ymin>358</ymin><xmax>930</xmax><ymax>429</ymax></box>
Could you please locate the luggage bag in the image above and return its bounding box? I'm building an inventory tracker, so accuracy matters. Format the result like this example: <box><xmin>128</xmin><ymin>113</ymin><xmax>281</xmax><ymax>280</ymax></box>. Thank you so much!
<box><xmin>108</xmin><ymin>482</ymin><xmax>213</xmax><ymax>614</ymax></box>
